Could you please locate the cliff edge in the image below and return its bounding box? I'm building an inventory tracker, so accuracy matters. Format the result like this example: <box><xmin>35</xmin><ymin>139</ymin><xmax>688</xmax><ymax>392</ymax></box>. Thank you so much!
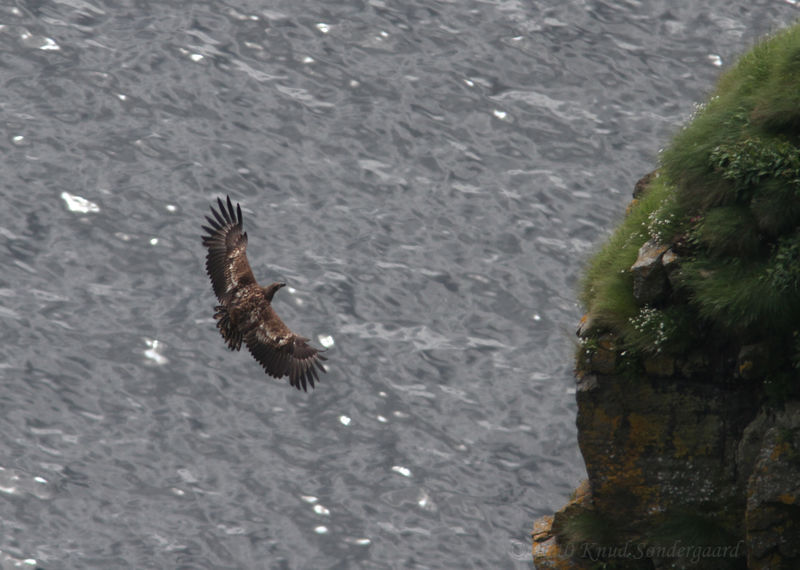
<box><xmin>534</xmin><ymin>23</ymin><xmax>800</xmax><ymax>570</ymax></box>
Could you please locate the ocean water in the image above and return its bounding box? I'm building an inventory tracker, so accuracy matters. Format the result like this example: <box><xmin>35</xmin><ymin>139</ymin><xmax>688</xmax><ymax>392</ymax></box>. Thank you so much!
<box><xmin>0</xmin><ymin>1</ymin><xmax>796</xmax><ymax>568</ymax></box>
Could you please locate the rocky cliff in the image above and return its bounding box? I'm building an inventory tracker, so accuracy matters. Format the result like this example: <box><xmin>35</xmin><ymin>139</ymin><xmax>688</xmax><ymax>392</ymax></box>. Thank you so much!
<box><xmin>533</xmin><ymin>23</ymin><xmax>800</xmax><ymax>570</ymax></box>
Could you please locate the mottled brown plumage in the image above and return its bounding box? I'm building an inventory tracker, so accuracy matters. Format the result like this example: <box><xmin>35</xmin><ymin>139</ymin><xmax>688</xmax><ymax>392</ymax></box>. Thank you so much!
<box><xmin>201</xmin><ymin>196</ymin><xmax>326</xmax><ymax>391</ymax></box>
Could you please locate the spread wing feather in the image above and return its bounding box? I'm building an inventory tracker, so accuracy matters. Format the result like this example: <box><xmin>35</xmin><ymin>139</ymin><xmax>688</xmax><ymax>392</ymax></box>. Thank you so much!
<box><xmin>202</xmin><ymin>196</ymin><xmax>256</xmax><ymax>301</ymax></box>
<box><xmin>244</xmin><ymin>316</ymin><xmax>327</xmax><ymax>392</ymax></box>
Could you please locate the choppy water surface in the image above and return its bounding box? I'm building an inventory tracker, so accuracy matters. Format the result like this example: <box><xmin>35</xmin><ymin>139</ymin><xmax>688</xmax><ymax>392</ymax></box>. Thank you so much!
<box><xmin>0</xmin><ymin>1</ymin><xmax>796</xmax><ymax>568</ymax></box>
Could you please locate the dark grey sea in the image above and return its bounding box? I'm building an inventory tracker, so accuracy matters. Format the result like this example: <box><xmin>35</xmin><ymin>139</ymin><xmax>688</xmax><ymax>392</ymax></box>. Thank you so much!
<box><xmin>0</xmin><ymin>0</ymin><xmax>796</xmax><ymax>568</ymax></box>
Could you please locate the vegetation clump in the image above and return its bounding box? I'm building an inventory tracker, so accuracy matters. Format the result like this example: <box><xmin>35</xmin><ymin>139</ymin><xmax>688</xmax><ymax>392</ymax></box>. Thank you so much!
<box><xmin>580</xmin><ymin>23</ymin><xmax>800</xmax><ymax>395</ymax></box>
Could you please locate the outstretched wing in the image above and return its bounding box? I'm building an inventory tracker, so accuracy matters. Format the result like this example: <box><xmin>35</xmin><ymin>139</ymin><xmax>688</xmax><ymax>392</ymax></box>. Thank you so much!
<box><xmin>244</xmin><ymin>311</ymin><xmax>327</xmax><ymax>392</ymax></box>
<box><xmin>202</xmin><ymin>196</ymin><xmax>257</xmax><ymax>300</ymax></box>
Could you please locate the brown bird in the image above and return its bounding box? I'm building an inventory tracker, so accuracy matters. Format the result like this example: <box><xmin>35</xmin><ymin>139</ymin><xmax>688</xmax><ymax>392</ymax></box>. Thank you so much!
<box><xmin>201</xmin><ymin>195</ymin><xmax>326</xmax><ymax>391</ymax></box>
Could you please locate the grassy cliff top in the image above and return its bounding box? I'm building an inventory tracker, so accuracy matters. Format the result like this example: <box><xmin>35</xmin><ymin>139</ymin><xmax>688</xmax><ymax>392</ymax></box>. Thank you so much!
<box><xmin>581</xmin><ymin>22</ymin><xmax>800</xmax><ymax>388</ymax></box>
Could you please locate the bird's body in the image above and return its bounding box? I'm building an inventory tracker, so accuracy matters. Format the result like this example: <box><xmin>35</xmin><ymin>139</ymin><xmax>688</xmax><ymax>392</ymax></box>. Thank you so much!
<box><xmin>201</xmin><ymin>196</ymin><xmax>326</xmax><ymax>391</ymax></box>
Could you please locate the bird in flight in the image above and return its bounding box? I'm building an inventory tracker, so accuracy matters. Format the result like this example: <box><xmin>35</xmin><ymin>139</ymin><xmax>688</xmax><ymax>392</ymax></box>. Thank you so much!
<box><xmin>201</xmin><ymin>196</ymin><xmax>326</xmax><ymax>391</ymax></box>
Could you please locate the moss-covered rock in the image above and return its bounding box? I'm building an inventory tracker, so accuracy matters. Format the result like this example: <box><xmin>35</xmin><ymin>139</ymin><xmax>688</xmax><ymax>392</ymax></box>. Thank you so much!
<box><xmin>540</xmin><ymin>22</ymin><xmax>800</xmax><ymax>570</ymax></box>
<box><xmin>579</xmin><ymin>23</ymin><xmax>800</xmax><ymax>396</ymax></box>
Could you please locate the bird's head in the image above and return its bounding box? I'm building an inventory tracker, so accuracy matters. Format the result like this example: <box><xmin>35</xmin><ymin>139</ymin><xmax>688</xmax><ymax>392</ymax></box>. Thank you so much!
<box><xmin>262</xmin><ymin>281</ymin><xmax>286</xmax><ymax>302</ymax></box>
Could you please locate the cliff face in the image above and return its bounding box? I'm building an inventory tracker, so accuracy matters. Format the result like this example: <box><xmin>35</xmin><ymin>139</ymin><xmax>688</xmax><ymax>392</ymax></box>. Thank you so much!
<box><xmin>534</xmin><ymin>362</ymin><xmax>800</xmax><ymax>569</ymax></box>
<box><xmin>576</xmin><ymin>373</ymin><xmax>758</xmax><ymax>537</ymax></box>
<box><xmin>534</xmin><ymin>24</ymin><xmax>800</xmax><ymax>570</ymax></box>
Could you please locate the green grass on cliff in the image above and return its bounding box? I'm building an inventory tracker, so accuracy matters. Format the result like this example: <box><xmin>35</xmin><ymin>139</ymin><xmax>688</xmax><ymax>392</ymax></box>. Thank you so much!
<box><xmin>579</xmin><ymin>175</ymin><xmax>686</xmax><ymax>347</ymax></box>
<box><xmin>662</xmin><ymin>25</ymin><xmax>800</xmax><ymax>211</ymax></box>
<box><xmin>581</xmin><ymin>22</ymin><xmax>800</xmax><ymax>379</ymax></box>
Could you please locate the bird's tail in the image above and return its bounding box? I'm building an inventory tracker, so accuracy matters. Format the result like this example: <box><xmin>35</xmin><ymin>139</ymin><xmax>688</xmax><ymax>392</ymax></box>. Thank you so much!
<box><xmin>214</xmin><ymin>305</ymin><xmax>242</xmax><ymax>351</ymax></box>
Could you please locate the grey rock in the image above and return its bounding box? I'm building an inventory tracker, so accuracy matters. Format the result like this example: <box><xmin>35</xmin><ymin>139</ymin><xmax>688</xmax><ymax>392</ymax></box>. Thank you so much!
<box><xmin>631</xmin><ymin>239</ymin><xmax>670</xmax><ymax>304</ymax></box>
<box><xmin>745</xmin><ymin>403</ymin><xmax>800</xmax><ymax>568</ymax></box>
